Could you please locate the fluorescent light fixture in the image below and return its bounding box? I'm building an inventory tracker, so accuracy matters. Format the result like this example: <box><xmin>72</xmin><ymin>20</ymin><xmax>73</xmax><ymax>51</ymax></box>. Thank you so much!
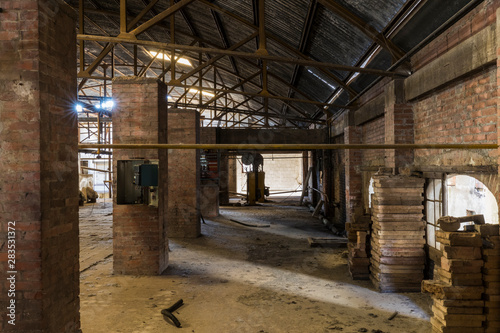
<box><xmin>75</xmin><ymin>104</ymin><xmax>83</xmax><ymax>112</ymax></box>
<box><xmin>188</xmin><ymin>88</ymin><xmax>215</xmax><ymax>98</ymax></box>
<box><xmin>148</xmin><ymin>51</ymin><xmax>192</xmax><ymax>66</ymax></box>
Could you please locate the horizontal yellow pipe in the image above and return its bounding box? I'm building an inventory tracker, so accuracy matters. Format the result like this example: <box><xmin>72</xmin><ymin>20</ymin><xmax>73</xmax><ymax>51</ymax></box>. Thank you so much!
<box><xmin>79</xmin><ymin>143</ymin><xmax>499</xmax><ymax>150</ymax></box>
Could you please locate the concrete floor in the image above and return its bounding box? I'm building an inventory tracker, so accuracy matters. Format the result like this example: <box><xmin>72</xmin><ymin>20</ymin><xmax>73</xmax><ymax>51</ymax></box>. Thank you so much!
<box><xmin>79</xmin><ymin>199</ymin><xmax>432</xmax><ymax>333</ymax></box>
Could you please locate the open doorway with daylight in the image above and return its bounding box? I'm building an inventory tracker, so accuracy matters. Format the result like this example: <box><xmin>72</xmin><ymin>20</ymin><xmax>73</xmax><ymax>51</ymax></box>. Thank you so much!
<box><xmin>234</xmin><ymin>153</ymin><xmax>304</xmax><ymax>204</ymax></box>
<box><xmin>424</xmin><ymin>174</ymin><xmax>499</xmax><ymax>275</ymax></box>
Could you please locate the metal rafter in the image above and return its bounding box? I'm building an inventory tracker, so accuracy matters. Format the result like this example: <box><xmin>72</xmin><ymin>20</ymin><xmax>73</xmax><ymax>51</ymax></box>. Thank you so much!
<box><xmin>282</xmin><ymin>0</ymin><xmax>317</xmax><ymax>116</ymax></box>
<box><xmin>197</xmin><ymin>0</ymin><xmax>357</xmax><ymax>96</ymax></box>
<box><xmin>75</xmin><ymin>3</ymin><xmax>351</xmax><ymax>120</ymax></box>
<box><xmin>78</xmin><ymin>0</ymin><xmax>194</xmax><ymax>90</ymax></box>
<box><xmin>77</xmin><ymin>35</ymin><xmax>405</xmax><ymax>78</ymax></box>
<box><xmin>127</xmin><ymin>0</ymin><xmax>196</xmax><ymax>37</ymax></box>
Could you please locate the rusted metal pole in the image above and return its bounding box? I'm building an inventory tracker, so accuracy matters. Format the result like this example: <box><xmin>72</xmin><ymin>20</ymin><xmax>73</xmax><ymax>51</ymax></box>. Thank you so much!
<box><xmin>169</xmin><ymin>0</ymin><xmax>177</xmax><ymax>84</ymax></box>
<box><xmin>120</xmin><ymin>0</ymin><xmax>127</xmax><ymax>34</ymax></box>
<box><xmin>256</xmin><ymin>0</ymin><xmax>268</xmax><ymax>55</ymax></box>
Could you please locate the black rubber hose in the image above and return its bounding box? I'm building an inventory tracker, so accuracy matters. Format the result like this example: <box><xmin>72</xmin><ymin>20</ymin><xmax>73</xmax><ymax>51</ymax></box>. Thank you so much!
<box><xmin>161</xmin><ymin>299</ymin><xmax>184</xmax><ymax>328</ymax></box>
<box><xmin>167</xmin><ymin>299</ymin><xmax>184</xmax><ymax>312</ymax></box>
<box><xmin>161</xmin><ymin>309</ymin><xmax>182</xmax><ymax>328</ymax></box>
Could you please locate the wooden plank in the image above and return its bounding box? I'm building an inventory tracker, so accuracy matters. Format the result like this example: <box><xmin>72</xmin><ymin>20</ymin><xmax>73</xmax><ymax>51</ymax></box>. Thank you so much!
<box><xmin>422</xmin><ymin>280</ymin><xmax>484</xmax><ymax>300</ymax></box>
<box><xmin>372</xmin><ymin>198</ymin><xmax>423</xmax><ymax>206</ymax></box>
<box><xmin>372</xmin><ymin>188</ymin><xmax>423</xmax><ymax>194</ymax></box>
<box><xmin>436</xmin><ymin>231</ymin><xmax>482</xmax><ymax>247</ymax></box>
<box><xmin>308</xmin><ymin>237</ymin><xmax>347</xmax><ymax>248</ymax></box>
<box><xmin>441</xmin><ymin>258</ymin><xmax>483</xmax><ymax>271</ymax></box>
<box><xmin>372</xmin><ymin>221</ymin><xmax>425</xmax><ymax>231</ymax></box>
<box><xmin>312</xmin><ymin>199</ymin><xmax>324</xmax><ymax>217</ymax></box>
<box><xmin>371</xmin><ymin>213</ymin><xmax>424</xmax><ymax>222</ymax></box>
<box><xmin>430</xmin><ymin>317</ymin><xmax>485</xmax><ymax>333</ymax></box>
<box><xmin>432</xmin><ymin>303</ymin><xmax>483</xmax><ymax>315</ymax></box>
<box><xmin>371</xmin><ymin>252</ymin><xmax>424</xmax><ymax>265</ymax></box>
<box><xmin>442</xmin><ymin>246</ymin><xmax>482</xmax><ymax>260</ymax></box>
<box><xmin>434</xmin><ymin>298</ymin><xmax>484</xmax><ymax>308</ymax></box>
<box><xmin>372</xmin><ymin>205</ymin><xmax>424</xmax><ymax>214</ymax></box>
<box><xmin>371</xmin><ymin>246</ymin><xmax>425</xmax><ymax>257</ymax></box>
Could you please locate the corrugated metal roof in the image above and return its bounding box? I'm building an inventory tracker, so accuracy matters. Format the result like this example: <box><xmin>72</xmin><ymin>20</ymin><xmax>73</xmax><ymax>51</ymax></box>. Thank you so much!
<box><xmin>70</xmin><ymin>0</ymin><xmax>483</xmax><ymax>128</ymax></box>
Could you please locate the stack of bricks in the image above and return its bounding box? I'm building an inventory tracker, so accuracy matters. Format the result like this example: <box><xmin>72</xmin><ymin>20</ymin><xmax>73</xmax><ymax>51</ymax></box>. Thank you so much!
<box><xmin>369</xmin><ymin>174</ymin><xmax>426</xmax><ymax>292</ymax></box>
<box><xmin>477</xmin><ymin>224</ymin><xmax>500</xmax><ymax>333</ymax></box>
<box><xmin>346</xmin><ymin>213</ymin><xmax>371</xmax><ymax>280</ymax></box>
<box><xmin>423</xmin><ymin>230</ymin><xmax>485</xmax><ymax>333</ymax></box>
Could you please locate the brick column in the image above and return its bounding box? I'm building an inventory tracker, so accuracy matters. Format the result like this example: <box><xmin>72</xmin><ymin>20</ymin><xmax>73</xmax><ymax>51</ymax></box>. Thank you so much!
<box><xmin>0</xmin><ymin>1</ymin><xmax>80</xmax><ymax>332</ymax></box>
<box><xmin>322</xmin><ymin>150</ymin><xmax>334</xmax><ymax>218</ymax></box>
<box><xmin>385</xmin><ymin>79</ymin><xmax>414</xmax><ymax>170</ymax></box>
<box><xmin>167</xmin><ymin>109</ymin><xmax>201</xmax><ymax>238</ymax></box>
<box><xmin>112</xmin><ymin>77</ymin><xmax>168</xmax><ymax>275</ymax></box>
<box><xmin>228</xmin><ymin>156</ymin><xmax>237</xmax><ymax>194</ymax></box>
<box><xmin>344</xmin><ymin>112</ymin><xmax>362</xmax><ymax>222</ymax></box>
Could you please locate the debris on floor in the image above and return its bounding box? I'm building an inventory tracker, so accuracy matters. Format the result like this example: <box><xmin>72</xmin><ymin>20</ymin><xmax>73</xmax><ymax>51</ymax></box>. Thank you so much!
<box><xmin>79</xmin><ymin>199</ymin><xmax>432</xmax><ymax>333</ymax></box>
<box><xmin>308</xmin><ymin>237</ymin><xmax>348</xmax><ymax>248</ymax></box>
<box><xmin>160</xmin><ymin>299</ymin><xmax>184</xmax><ymax>328</ymax></box>
<box><xmin>229</xmin><ymin>218</ymin><xmax>270</xmax><ymax>228</ymax></box>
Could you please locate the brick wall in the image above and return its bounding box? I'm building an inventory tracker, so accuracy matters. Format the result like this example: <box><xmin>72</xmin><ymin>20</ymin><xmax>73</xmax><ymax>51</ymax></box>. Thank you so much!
<box><xmin>262</xmin><ymin>153</ymin><xmax>303</xmax><ymax>191</ymax></box>
<box><xmin>361</xmin><ymin>117</ymin><xmax>385</xmax><ymax>166</ymax></box>
<box><xmin>413</xmin><ymin>65</ymin><xmax>497</xmax><ymax>167</ymax></box>
<box><xmin>344</xmin><ymin>126</ymin><xmax>362</xmax><ymax>222</ymax></box>
<box><xmin>385</xmin><ymin>103</ymin><xmax>414</xmax><ymax>169</ymax></box>
<box><xmin>112</xmin><ymin>77</ymin><xmax>168</xmax><ymax>275</ymax></box>
<box><xmin>0</xmin><ymin>1</ymin><xmax>79</xmax><ymax>331</ymax></box>
<box><xmin>167</xmin><ymin>109</ymin><xmax>201</xmax><ymax>238</ymax></box>
<box><xmin>412</xmin><ymin>0</ymin><xmax>497</xmax><ymax>71</ymax></box>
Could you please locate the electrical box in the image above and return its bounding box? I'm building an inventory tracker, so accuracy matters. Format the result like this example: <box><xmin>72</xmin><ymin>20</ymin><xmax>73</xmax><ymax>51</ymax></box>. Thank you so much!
<box><xmin>117</xmin><ymin>160</ymin><xmax>159</xmax><ymax>205</ymax></box>
<box><xmin>139</xmin><ymin>164</ymin><xmax>158</xmax><ymax>186</ymax></box>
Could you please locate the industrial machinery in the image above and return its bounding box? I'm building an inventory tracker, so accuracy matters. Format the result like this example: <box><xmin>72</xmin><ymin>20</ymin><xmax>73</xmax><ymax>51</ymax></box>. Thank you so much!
<box><xmin>116</xmin><ymin>159</ymin><xmax>159</xmax><ymax>206</ymax></box>
<box><xmin>242</xmin><ymin>152</ymin><xmax>268</xmax><ymax>205</ymax></box>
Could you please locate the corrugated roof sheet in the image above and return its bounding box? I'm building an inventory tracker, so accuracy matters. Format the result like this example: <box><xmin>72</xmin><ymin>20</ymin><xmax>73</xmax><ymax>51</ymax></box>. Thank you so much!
<box><xmin>71</xmin><ymin>0</ymin><xmax>483</xmax><ymax>127</ymax></box>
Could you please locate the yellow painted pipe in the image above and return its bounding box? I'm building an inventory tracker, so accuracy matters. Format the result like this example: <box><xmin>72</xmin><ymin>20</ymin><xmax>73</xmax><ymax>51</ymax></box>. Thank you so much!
<box><xmin>78</xmin><ymin>143</ymin><xmax>499</xmax><ymax>150</ymax></box>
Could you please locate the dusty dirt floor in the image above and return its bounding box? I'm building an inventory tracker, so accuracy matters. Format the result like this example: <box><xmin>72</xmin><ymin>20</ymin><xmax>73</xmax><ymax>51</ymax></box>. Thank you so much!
<box><xmin>79</xmin><ymin>198</ymin><xmax>432</xmax><ymax>333</ymax></box>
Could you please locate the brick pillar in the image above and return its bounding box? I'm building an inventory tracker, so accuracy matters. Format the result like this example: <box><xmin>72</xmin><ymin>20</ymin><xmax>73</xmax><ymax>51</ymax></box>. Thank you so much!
<box><xmin>167</xmin><ymin>109</ymin><xmax>201</xmax><ymax>238</ymax></box>
<box><xmin>112</xmin><ymin>77</ymin><xmax>168</xmax><ymax>275</ymax></box>
<box><xmin>344</xmin><ymin>112</ymin><xmax>362</xmax><ymax>222</ymax></box>
<box><xmin>322</xmin><ymin>150</ymin><xmax>334</xmax><ymax>218</ymax></box>
<box><xmin>228</xmin><ymin>156</ymin><xmax>237</xmax><ymax>195</ymax></box>
<box><xmin>385</xmin><ymin>79</ymin><xmax>414</xmax><ymax>170</ymax></box>
<box><xmin>0</xmin><ymin>1</ymin><xmax>80</xmax><ymax>332</ymax></box>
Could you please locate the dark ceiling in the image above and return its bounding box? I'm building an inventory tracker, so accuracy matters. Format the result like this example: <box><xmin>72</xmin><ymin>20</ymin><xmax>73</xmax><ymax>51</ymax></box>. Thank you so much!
<box><xmin>66</xmin><ymin>0</ymin><xmax>481</xmax><ymax>128</ymax></box>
